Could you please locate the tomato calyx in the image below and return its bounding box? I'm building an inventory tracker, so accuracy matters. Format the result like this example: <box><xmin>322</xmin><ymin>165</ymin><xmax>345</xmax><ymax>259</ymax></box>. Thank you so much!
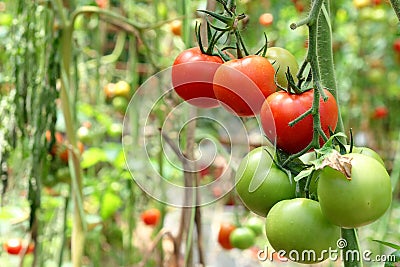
<box><xmin>197</xmin><ymin>1</ymin><xmax>268</xmax><ymax>60</ymax></box>
<box><xmin>195</xmin><ymin>22</ymin><xmax>226</xmax><ymax>58</ymax></box>
<box><xmin>274</xmin><ymin>66</ymin><xmax>304</xmax><ymax>94</ymax></box>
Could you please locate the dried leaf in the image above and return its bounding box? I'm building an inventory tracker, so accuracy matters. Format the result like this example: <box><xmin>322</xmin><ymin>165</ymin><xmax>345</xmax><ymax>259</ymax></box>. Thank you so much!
<box><xmin>315</xmin><ymin>150</ymin><xmax>353</xmax><ymax>180</ymax></box>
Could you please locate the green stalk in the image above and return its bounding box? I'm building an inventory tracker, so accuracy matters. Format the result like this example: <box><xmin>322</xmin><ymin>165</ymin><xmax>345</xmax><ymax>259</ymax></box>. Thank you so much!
<box><xmin>184</xmin><ymin>192</ymin><xmax>197</xmax><ymax>267</ymax></box>
<box><xmin>58</xmin><ymin>196</ymin><xmax>70</xmax><ymax>267</ymax></box>
<box><xmin>316</xmin><ymin>1</ymin><xmax>362</xmax><ymax>267</ymax></box>
<box><xmin>54</xmin><ymin>0</ymin><xmax>86</xmax><ymax>266</ymax></box>
<box><xmin>317</xmin><ymin>2</ymin><xmax>344</xmax><ymax>140</ymax></box>
<box><xmin>389</xmin><ymin>0</ymin><xmax>400</xmax><ymax>22</ymax></box>
<box><xmin>182</xmin><ymin>0</ymin><xmax>192</xmax><ymax>48</ymax></box>
<box><xmin>291</xmin><ymin>1</ymin><xmax>363</xmax><ymax>266</ymax></box>
<box><xmin>341</xmin><ymin>228</ymin><xmax>363</xmax><ymax>267</ymax></box>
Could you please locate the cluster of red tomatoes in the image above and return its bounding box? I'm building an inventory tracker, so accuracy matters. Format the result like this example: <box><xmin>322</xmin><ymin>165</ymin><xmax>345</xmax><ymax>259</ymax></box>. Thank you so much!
<box><xmin>172</xmin><ymin>45</ymin><xmax>337</xmax><ymax>154</ymax></box>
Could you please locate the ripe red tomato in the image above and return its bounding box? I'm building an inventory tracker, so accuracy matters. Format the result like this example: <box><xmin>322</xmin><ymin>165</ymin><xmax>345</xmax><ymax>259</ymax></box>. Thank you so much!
<box><xmin>217</xmin><ymin>223</ymin><xmax>236</xmax><ymax>250</ymax></box>
<box><xmin>103</xmin><ymin>83</ymin><xmax>116</xmax><ymax>101</ymax></box>
<box><xmin>3</xmin><ymin>239</ymin><xmax>34</xmax><ymax>255</ymax></box>
<box><xmin>260</xmin><ymin>89</ymin><xmax>338</xmax><ymax>154</ymax></box>
<box><xmin>393</xmin><ymin>39</ymin><xmax>400</xmax><ymax>53</ymax></box>
<box><xmin>170</xmin><ymin>20</ymin><xmax>182</xmax><ymax>36</ymax></box>
<box><xmin>213</xmin><ymin>55</ymin><xmax>276</xmax><ymax>117</ymax></box>
<box><xmin>373</xmin><ymin>106</ymin><xmax>389</xmax><ymax>119</ymax></box>
<box><xmin>58</xmin><ymin>141</ymin><xmax>85</xmax><ymax>163</ymax></box>
<box><xmin>96</xmin><ymin>0</ymin><xmax>108</xmax><ymax>9</ymax></box>
<box><xmin>141</xmin><ymin>208</ymin><xmax>161</xmax><ymax>226</ymax></box>
<box><xmin>259</xmin><ymin>13</ymin><xmax>273</xmax><ymax>27</ymax></box>
<box><xmin>172</xmin><ymin>47</ymin><xmax>224</xmax><ymax>108</ymax></box>
<box><xmin>46</xmin><ymin>130</ymin><xmax>64</xmax><ymax>156</ymax></box>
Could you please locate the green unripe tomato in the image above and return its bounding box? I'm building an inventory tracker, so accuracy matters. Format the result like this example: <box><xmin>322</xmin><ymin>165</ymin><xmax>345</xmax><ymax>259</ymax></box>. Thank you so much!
<box><xmin>318</xmin><ymin>153</ymin><xmax>392</xmax><ymax>228</ymax></box>
<box><xmin>346</xmin><ymin>145</ymin><xmax>385</xmax><ymax>166</ymax></box>
<box><xmin>229</xmin><ymin>227</ymin><xmax>256</xmax><ymax>250</ymax></box>
<box><xmin>266</xmin><ymin>198</ymin><xmax>340</xmax><ymax>264</ymax></box>
<box><xmin>266</xmin><ymin>47</ymin><xmax>299</xmax><ymax>89</ymax></box>
<box><xmin>112</xmin><ymin>96</ymin><xmax>129</xmax><ymax>113</ymax></box>
<box><xmin>244</xmin><ymin>216</ymin><xmax>264</xmax><ymax>236</ymax></box>
<box><xmin>235</xmin><ymin>146</ymin><xmax>296</xmax><ymax>217</ymax></box>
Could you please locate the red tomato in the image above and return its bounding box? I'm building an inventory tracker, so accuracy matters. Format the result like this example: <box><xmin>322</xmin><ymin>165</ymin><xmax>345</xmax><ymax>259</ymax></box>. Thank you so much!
<box><xmin>213</xmin><ymin>55</ymin><xmax>276</xmax><ymax>117</ymax></box>
<box><xmin>3</xmin><ymin>239</ymin><xmax>34</xmax><ymax>255</ymax></box>
<box><xmin>373</xmin><ymin>106</ymin><xmax>389</xmax><ymax>119</ymax></box>
<box><xmin>259</xmin><ymin>13</ymin><xmax>273</xmax><ymax>27</ymax></box>
<box><xmin>393</xmin><ymin>39</ymin><xmax>400</xmax><ymax>53</ymax></box>
<box><xmin>217</xmin><ymin>223</ymin><xmax>236</xmax><ymax>250</ymax></box>
<box><xmin>170</xmin><ymin>20</ymin><xmax>182</xmax><ymax>36</ymax></box>
<box><xmin>141</xmin><ymin>208</ymin><xmax>161</xmax><ymax>226</ymax></box>
<box><xmin>260</xmin><ymin>89</ymin><xmax>338</xmax><ymax>154</ymax></box>
<box><xmin>96</xmin><ymin>0</ymin><xmax>108</xmax><ymax>9</ymax></box>
<box><xmin>172</xmin><ymin>47</ymin><xmax>224</xmax><ymax>108</ymax></box>
<box><xmin>58</xmin><ymin>141</ymin><xmax>85</xmax><ymax>163</ymax></box>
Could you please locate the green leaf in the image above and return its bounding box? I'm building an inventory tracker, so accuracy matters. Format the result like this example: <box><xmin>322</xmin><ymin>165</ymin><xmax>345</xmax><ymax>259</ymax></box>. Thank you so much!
<box><xmin>197</xmin><ymin>9</ymin><xmax>233</xmax><ymax>25</ymax></box>
<box><xmin>81</xmin><ymin>147</ymin><xmax>108</xmax><ymax>168</ymax></box>
<box><xmin>372</xmin><ymin>240</ymin><xmax>400</xmax><ymax>250</ymax></box>
<box><xmin>315</xmin><ymin>132</ymin><xmax>348</xmax><ymax>156</ymax></box>
<box><xmin>100</xmin><ymin>191</ymin><xmax>123</xmax><ymax>220</ymax></box>
<box><xmin>294</xmin><ymin>168</ymin><xmax>314</xmax><ymax>182</ymax></box>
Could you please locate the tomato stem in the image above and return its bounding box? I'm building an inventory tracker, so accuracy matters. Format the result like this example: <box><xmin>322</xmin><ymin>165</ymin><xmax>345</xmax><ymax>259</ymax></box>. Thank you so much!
<box><xmin>288</xmin><ymin>108</ymin><xmax>312</xmax><ymax>127</ymax></box>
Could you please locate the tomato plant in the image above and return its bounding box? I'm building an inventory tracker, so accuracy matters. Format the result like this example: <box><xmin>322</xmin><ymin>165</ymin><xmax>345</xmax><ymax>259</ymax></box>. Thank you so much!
<box><xmin>265</xmin><ymin>198</ymin><xmax>340</xmax><ymax>264</ymax></box>
<box><xmin>141</xmin><ymin>208</ymin><xmax>161</xmax><ymax>226</ymax></box>
<box><xmin>235</xmin><ymin>146</ymin><xmax>296</xmax><ymax>217</ymax></box>
<box><xmin>171</xmin><ymin>47</ymin><xmax>224</xmax><ymax>108</ymax></box>
<box><xmin>229</xmin><ymin>227</ymin><xmax>256</xmax><ymax>250</ymax></box>
<box><xmin>213</xmin><ymin>55</ymin><xmax>276</xmax><ymax>117</ymax></box>
<box><xmin>318</xmin><ymin>153</ymin><xmax>392</xmax><ymax>228</ymax></box>
<box><xmin>217</xmin><ymin>223</ymin><xmax>236</xmax><ymax>250</ymax></box>
<box><xmin>260</xmin><ymin>89</ymin><xmax>338</xmax><ymax>154</ymax></box>
<box><xmin>265</xmin><ymin>47</ymin><xmax>299</xmax><ymax>89</ymax></box>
